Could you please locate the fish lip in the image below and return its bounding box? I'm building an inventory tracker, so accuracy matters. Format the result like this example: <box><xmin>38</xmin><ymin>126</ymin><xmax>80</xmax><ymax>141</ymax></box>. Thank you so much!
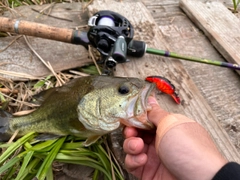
<box><xmin>138</xmin><ymin>82</ymin><xmax>155</xmax><ymax>129</ymax></box>
<box><xmin>141</xmin><ymin>83</ymin><xmax>156</xmax><ymax>111</ymax></box>
<box><xmin>123</xmin><ymin>82</ymin><xmax>155</xmax><ymax>130</ymax></box>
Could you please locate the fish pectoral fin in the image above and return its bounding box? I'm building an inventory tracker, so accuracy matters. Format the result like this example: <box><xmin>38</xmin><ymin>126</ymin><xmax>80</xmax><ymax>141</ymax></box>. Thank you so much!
<box><xmin>35</xmin><ymin>134</ymin><xmax>63</xmax><ymax>141</ymax></box>
<box><xmin>83</xmin><ymin>135</ymin><xmax>102</xmax><ymax>147</ymax></box>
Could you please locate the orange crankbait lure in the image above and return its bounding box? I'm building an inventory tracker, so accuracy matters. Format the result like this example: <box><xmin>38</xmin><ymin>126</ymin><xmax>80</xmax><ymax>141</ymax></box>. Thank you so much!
<box><xmin>145</xmin><ymin>76</ymin><xmax>181</xmax><ymax>104</ymax></box>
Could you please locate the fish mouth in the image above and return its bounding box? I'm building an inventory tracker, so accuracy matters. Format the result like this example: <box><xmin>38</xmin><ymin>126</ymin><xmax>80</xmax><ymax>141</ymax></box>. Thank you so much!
<box><xmin>122</xmin><ymin>83</ymin><xmax>155</xmax><ymax>130</ymax></box>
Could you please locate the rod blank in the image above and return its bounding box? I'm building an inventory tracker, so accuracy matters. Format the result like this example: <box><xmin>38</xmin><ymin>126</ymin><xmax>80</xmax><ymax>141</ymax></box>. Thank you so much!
<box><xmin>146</xmin><ymin>48</ymin><xmax>240</xmax><ymax>71</ymax></box>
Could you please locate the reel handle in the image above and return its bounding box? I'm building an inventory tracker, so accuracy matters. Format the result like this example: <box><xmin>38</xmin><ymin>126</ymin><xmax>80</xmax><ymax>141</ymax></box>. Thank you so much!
<box><xmin>112</xmin><ymin>36</ymin><xmax>127</xmax><ymax>63</ymax></box>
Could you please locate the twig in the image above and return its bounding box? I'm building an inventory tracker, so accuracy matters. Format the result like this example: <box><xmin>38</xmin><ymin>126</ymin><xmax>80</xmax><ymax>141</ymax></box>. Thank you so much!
<box><xmin>107</xmin><ymin>142</ymin><xmax>125</xmax><ymax>178</ymax></box>
<box><xmin>0</xmin><ymin>35</ymin><xmax>22</xmax><ymax>53</ymax></box>
<box><xmin>104</xmin><ymin>139</ymin><xmax>116</xmax><ymax>180</ymax></box>
<box><xmin>13</xmin><ymin>109</ymin><xmax>36</xmax><ymax>116</ymax></box>
<box><xmin>0</xmin><ymin>2</ymin><xmax>24</xmax><ymax>18</ymax></box>
<box><xmin>69</xmin><ymin>70</ymin><xmax>89</xmax><ymax>77</ymax></box>
<box><xmin>23</xmin><ymin>36</ymin><xmax>65</xmax><ymax>86</ymax></box>
<box><xmin>31</xmin><ymin>7</ymin><xmax>73</xmax><ymax>22</ymax></box>
<box><xmin>0</xmin><ymin>76</ymin><xmax>13</xmax><ymax>83</ymax></box>
<box><xmin>18</xmin><ymin>89</ymin><xmax>28</xmax><ymax>111</ymax></box>
<box><xmin>46</xmin><ymin>61</ymin><xmax>65</xmax><ymax>86</ymax></box>
<box><xmin>88</xmin><ymin>45</ymin><xmax>102</xmax><ymax>75</ymax></box>
<box><xmin>73</xmin><ymin>25</ymin><xmax>88</xmax><ymax>30</ymax></box>
<box><xmin>0</xmin><ymin>92</ymin><xmax>39</xmax><ymax>107</ymax></box>
<box><xmin>0</xmin><ymin>69</ymin><xmax>38</xmax><ymax>80</ymax></box>
<box><xmin>0</xmin><ymin>88</ymin><xmax>18</xmax><ymax>94</ymax></box>
<box><xmin>39</xmin><ymin>2</ymin><xmax>56</xmax><ymax>13</ymax></box>
<box><xmin>83</xmin><ymin>0</ymin><xmax>94</xmax><ymax>10</ymax></box>
<box><xmin>7</xmin><ymin>130</ymin><xmax>19</xmax><ymax>144</ymax></box>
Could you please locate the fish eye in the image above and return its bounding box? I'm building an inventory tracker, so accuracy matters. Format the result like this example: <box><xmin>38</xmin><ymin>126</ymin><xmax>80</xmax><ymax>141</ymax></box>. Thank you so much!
<box><xmin>118</xmin><ymin>85</ymin><xmax>130</xmax><ymax>94</ymax></box>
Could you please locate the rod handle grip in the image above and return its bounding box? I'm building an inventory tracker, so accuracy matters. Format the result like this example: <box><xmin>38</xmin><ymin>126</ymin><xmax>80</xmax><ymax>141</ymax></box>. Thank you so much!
<box><xmin>0</xmin><ymin>17</ymin><xmax>89</xmax><ymax>47</ymax></box>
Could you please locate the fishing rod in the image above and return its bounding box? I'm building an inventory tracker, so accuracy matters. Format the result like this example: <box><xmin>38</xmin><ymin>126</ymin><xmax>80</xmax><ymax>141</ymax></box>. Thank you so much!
<box><xmin>0</xmin><ymin>11</ymin><xmax>240</xmax><ymax>72</ymax></box>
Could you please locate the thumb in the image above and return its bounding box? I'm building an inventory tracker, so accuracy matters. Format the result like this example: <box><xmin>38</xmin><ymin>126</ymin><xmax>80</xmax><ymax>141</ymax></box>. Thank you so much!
<box><xmin>147</xmin><ymin>96</ymin><xmax>169</xmax><ymax>126</ymax></box>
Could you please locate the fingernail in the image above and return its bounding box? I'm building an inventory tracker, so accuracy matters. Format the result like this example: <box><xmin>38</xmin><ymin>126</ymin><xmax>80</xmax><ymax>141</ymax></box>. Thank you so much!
<box><xmin>148</xmin><ymin>96</ymin><xmax>158</xmax><ymax>105</ymax></box>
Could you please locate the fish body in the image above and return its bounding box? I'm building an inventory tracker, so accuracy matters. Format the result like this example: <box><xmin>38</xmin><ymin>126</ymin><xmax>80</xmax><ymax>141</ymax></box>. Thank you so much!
<box><xmin>0</xmin><ymin>76</ymin><xmax>155</xmax><ymax>146</ymax></box>
<box><xmin>145</xmin><ymin>76</ymin><xmax>181</xmax><ymax>104</ymax></box>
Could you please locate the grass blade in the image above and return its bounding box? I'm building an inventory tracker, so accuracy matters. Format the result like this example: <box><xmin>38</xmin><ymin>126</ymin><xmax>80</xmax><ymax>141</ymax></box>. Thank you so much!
<box><xmin>2</xmin><ymin>164</ymin><xmax>18</xmax><ymax>180</ymax></box>
<box><xmin>19</xmin><ymin>157</ymin><xmax>41</xmax><ymax>180</ymax></box>
<box><xmin>15</xmin><ymin>151</ymin><xmax>34</xmax><ymax>180</ymax></box>
<box><xmin>0</xmin><ymin>132</ymin><xmax>36</xmax><ymax>164</ymax></box>
<box><xmin>27</xmin><ymin>139</ymin><xmax>58</xmax><ymax>152</ymax></box>
<box><xmin>60</xmin><ymin>141</ymin><xmax>84</xmax><ymax>149</ymax></box>
<box><xmin>0</xmin><ymin>150</ymin><xmax>28</xmax><ymax>175</ymax></box>
<box><xmin>0</xmin><ymin>156</ymin><xmax>21</xmax><ymax>174</ymax></box>
<box><xmin>36</xmin><ymin>136</ymin><xmax>66</xmax><ymax>180</ymax></box>
<box><xmin>46</xmin><ymin>165</ymin><xmax>53</xmax><ymax>180</ymax></box>
<box><xmin>59</xmin><ymin>159</ymin><xmax>112</xmax><ymax>180</ymax></box>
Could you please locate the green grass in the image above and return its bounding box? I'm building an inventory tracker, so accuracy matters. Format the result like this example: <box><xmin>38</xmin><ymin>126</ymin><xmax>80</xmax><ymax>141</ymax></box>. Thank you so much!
<box><xmin>0</xmin><ymin>73</ymin><xmax>124</xmax><ymax>179</ymax></box>
<box><xmin>232</xmin><ymin>0</ymin><xmax>240</xmax><ymax>12</ymax></box>
<box><xmin>0</xmin><ymin>133</ymin><xmax>125</xmax><ymax>180</ymax></box>
<box><xmin>0</xmin><ymin>1</ymin><xmax>125</xmax><ymax>179</ymax></box>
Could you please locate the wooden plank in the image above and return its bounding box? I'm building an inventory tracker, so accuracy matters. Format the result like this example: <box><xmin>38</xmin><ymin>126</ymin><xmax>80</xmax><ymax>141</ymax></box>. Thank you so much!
<box><xmin>0</xmin><ymin>3</ymin><xmax>91</xmax><ymax>81</ymax></box>
<box><xmin>143</xmin><ymin>0</ymin><xmax>240</xmax><ymax>153</ymax></box>
<box><xmin>88</xmin><ymin>0</ymin><xmax>240</xmax><ymax>163</ymax></box>
<box><xmin>179</xmin><ymin>0</ymin><xmax>240</xmax><ymax>75</ymax></box>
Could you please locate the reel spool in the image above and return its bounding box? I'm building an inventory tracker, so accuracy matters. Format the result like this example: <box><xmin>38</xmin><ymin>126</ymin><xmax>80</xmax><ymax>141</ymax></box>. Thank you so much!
<box><xmin>88</xmin><ymin>11</ymin><xmax>134</xmax><ymax>69</ymax></box>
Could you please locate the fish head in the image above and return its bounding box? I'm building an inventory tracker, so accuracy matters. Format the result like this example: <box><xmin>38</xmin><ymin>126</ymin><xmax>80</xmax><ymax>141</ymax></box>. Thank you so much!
<box><xmin>77</xmin><ymin>76</ymin><xmax>156</xmax><ymax>134</ymax></box>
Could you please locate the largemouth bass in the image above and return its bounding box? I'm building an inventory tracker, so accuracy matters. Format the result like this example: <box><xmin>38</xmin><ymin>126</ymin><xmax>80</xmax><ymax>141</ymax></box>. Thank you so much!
<box><xmin>0</xmin><ymin>75</ymin><xmax>155</xmax><ymax>146</ymax></box>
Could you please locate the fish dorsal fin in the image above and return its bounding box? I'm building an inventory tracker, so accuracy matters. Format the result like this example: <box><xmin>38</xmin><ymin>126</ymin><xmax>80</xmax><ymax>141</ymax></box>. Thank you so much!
<box><xmin>83</xmin><ymin>135</ymin><xmax>102</xmax><ymax>147</ymax></box>
<box><xmin>32</xmin><ymin>88</ymin><xmax>56</xmax><ymax>105</ymax></box>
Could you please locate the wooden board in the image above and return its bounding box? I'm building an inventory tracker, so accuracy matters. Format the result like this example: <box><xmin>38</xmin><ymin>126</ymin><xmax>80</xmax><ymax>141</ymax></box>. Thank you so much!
<box><xmin>0</xmin><ymin>3</ymin><xmax>91</xmax><ymax>81</ymax></box>
<box><xmin>179</xmin><ymin>0</ymin><xmax>240</xmax><ymax>75</ymax></box>
<box><xmin>88</xmin><ymin>0</ymin><xmax>240</xmax><ymax>164</ymax></box>
<box><xmin>143</xmin><ymin>0</ymin><xmax>240</xmax><ymax>154</ymax></box>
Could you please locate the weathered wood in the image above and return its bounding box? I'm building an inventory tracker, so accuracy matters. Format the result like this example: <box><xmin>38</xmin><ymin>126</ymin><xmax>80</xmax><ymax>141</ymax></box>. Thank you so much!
<box><xmin>179</xmin><ymin>0</ymin><xmax>240</xmax><ymax>75</ymax></box>
<box><xmin>0</xmin><ymin>3</ymin><xmax>91</xmax><ymax>81</ymax></box>
<box><xmin>143</xmin><ymin>0</ymin><xmax>240</xmax><ymax>153</ymax></box>
<box><xmin>88</xmin><ymin>0</ymin><xmax>240</xmax><ymax>164</ymax></box>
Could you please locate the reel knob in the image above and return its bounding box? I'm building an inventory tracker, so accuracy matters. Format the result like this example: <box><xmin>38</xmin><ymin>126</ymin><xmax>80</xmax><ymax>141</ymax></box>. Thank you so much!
<box><xmin>106</xmin><ymin>57</ymin><xmax>117</xmax><ymax>68</ymax></box>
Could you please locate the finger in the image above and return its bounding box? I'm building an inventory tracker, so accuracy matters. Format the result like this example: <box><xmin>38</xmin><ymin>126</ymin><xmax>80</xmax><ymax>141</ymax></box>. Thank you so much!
<box><xmin>123</xmin><ymin>137</ymin><xmax>144</xmax><ymax>155</ymax></box>
<box><xmin>125</xmin><ymin>153</ymin><xmax>147</xmax><ymax>172</ymax></box>
<box><xmin>142</xmin><ymin>130</ymin><xmax>156</xmax><ymax>144</ymax></box>
<box><xmin>147</xmin><ymin>96</ymin><xmax>169</xmax><ymax>126</ymax></box>
<box><xmin>123</xmin><ymin>126</ymin><xmax>138</xmax><ymax>138</ymax></box>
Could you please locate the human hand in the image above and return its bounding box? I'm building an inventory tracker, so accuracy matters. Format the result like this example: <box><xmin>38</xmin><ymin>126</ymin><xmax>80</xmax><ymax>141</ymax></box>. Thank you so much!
<box><xmin>123</xmin><ymin>126</ymin><xmax>176</xmax><ymax>180</ymax></box>
<box><xmin>123</xmin><ymin>96</ymin><xmax>227</xmax><ymax>180</ymax></box>
<box><xmin>123</xmin><ymin>96</ymin><xmax>175</xmax><ymax>180</ymax></box>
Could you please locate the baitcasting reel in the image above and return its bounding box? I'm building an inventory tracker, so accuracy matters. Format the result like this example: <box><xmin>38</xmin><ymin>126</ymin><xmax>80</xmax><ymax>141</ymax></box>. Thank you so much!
<box><xmin>87</xmin><ymin>11</ymin><xmax>146</xmax><ymax>71</ymax></box>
